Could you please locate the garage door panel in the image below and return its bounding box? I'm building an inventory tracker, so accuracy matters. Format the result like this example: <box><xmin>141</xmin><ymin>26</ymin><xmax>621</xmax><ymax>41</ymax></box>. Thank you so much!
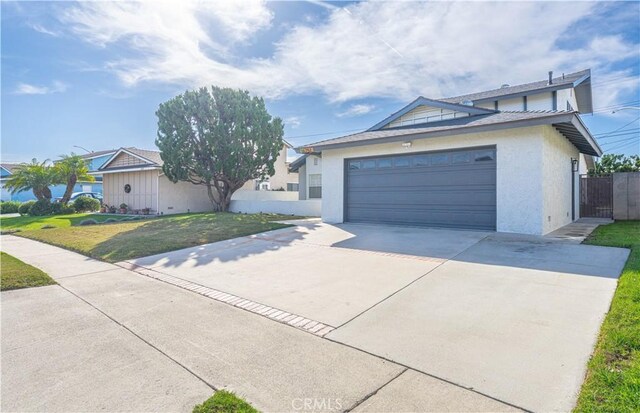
<box><xmin>345</xmin><ymin>147</ymin><xmax>496</xmax><ymax>230</ymax></box>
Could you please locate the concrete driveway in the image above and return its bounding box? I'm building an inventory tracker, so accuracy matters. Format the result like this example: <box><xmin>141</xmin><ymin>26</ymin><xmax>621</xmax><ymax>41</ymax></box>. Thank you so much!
<box><xmin>129</xmin><ymin>220</ymin><xmax>629</xmax><ymax>412</ymax></box>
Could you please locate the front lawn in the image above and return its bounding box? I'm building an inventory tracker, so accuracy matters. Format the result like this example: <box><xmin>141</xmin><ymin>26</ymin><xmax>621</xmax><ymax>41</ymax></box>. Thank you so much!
<box><xmin>1</xmin><ymin>213</ymin><xmax>116</xmax><ymax>232</ymax></box>
<box><xmin>574</xmin><ymin>221</ymin><xmax>640</xmax><ymax>413</ymax></box>
<box><xmin>1</xmin><ymin>252</ymin><xmax>56</xmax><ymax>291</ymax></box>
<box><xmin>193</xmin><ymin>390</ymin><xmax>258</xmax><ymax>413</ymax></box>
<box><xmin>14</xmin><ymin>212</ymin><xmax>294</xmax><ymax>263</ymax></box>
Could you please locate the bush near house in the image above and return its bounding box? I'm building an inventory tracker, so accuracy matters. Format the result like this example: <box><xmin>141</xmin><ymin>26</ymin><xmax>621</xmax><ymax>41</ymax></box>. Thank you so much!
<box><xmin>18</xmin><ymin>201</ymin><xmax>35</xmax><ymax>215</ymax></box>
<box><xmin>73</xmin><ymin>197</ymin><xmax>101</xmax><ymax>213</ymax></box>
<box><xmin>0</xmin><ymin>201</ymin><xmax>21</xmax><ymax>214</ymax></box>
<box><xmin>28</xmin><ymin>199</ymin><xmax>54</xmax><ymax>216</ymax></box>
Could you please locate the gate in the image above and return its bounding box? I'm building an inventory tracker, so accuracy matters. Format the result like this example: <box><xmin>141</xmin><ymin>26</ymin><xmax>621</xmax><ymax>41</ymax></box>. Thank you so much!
<box><xmin>580</xmin><ymin>175</ymin><xmax>613</xmax><ymax>218</ymax></box>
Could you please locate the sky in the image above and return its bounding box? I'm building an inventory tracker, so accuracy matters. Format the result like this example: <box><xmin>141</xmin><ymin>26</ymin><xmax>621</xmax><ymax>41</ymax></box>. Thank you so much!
<box><xmin>2</xmin><ymin>0</ymin><xmax>639</xmax><ymax>164</ymax></box>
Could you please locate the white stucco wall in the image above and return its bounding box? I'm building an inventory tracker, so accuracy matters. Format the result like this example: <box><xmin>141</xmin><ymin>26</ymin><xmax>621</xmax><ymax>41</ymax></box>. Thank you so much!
<box><xmin>498</xmin><ymin>97</ymin><xmax>525</xmax><ymax>111</ymax></box>
<box><xmin>232</xmin><ymin>189</ymin><xmax>298</xmax><ymax>201</ymax></box>
<box><xmin>157</xmin><ymin>176</ymin><xmax>213</xmax><ymax>214</ymax></box>
<box><xmin>321</xmin><ymin>127</ymin><xmax>549</xmax><ymax>235</ymax></box>
<box><xmin>541</xmin><ymin>126</ymin><xmax>580</xmax><ymax>233</ymax></box>
<box><xmin>527</xmin><ymin>92</ymin><xmax>553</xmax><ymax>111</ymax></box>
<box><xmin>229</xmin><ymin>199</ymin><xmax>321</xmax><ymax>216</ymax></box>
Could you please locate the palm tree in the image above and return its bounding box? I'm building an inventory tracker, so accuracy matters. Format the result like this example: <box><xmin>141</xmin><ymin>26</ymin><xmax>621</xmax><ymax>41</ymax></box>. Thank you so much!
<box><xmin>55</xmin><ymin>154</ymin><xmax>95</xmax><ymax>204</ymax></box>
<box><xmin>4</xmin><ymin>159</ymin><xmax>56</xmax><ymax>201</ymax></box>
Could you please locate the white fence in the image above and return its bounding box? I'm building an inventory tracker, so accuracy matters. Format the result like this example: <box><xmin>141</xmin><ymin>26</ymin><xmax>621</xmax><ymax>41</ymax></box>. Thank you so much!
<box><xmin>230</xmin><ymin>190</ymin><xmax>320</xmax><ymax>216</ymax></box>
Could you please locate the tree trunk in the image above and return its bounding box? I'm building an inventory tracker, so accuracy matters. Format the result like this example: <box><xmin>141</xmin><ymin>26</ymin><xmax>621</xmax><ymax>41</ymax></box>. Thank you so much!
<box><xmin>42</xmin><ymin>186</ymin><xmax>52</xmax><ymax>200</ymax></box>
<box><xmin>205</xmin><ymin>183</ymin><xmax>223</xmax><ymax>212</ymax></box>
<box><xmin>61</xmin><ymin>175</ymin><xmax>77</xmax><ymax>204</ymax></box>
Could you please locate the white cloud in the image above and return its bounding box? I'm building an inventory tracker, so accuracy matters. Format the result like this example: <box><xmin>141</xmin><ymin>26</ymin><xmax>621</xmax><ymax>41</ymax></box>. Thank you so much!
<box><xmin>58</xmin><ymin>1</ymin><xmax>638</xmax><ymax>104</ymax></box>
<box><xmin>30</xmin><ymin>23</ymin><xmax>60</xmax><ymax>37</ymax></box>
<box><xmin>15</xmin><ymin>80</ymin><xmax>68</xmax><ymax>95</ymax></box>
<box><xmin>337</xmin><ymin>104</ymin><xmax>376</xmax><ymax>117</ymax></box>
<box><xmin>284</xmin><ymin>116</ymin><xmax>302</xmax><ymax>129</ymax></box>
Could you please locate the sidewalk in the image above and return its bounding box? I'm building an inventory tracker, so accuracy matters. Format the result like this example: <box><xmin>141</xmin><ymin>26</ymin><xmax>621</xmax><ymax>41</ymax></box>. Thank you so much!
<box><xmin>1</xmin><ymin>235</ymin><xmax>518</xmax><ymax>412</ymax></box>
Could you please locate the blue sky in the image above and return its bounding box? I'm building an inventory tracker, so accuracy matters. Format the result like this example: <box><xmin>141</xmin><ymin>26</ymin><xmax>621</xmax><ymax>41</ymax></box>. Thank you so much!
<box><xmin>2</xmin><ymin>1</ymin><xmax>639</xmax><ymax>163</ymax></box>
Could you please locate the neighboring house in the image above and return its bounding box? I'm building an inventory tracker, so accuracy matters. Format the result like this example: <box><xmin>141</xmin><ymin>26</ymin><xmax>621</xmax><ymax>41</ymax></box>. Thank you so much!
<box><xmin>297</xmin><ymin>69</ymin><xmax>600</xmax><ymax>235</ymax></box>
<box><xmin>241</xmin><ymin>141</ymin><xmax>299</xmax><ymax>191</ymax></box>
<box><xmin>289</xmin><ymin>154</ymin><xmax>322</xmax><ymax>200</ymax></box>
<box><xmin>0</xmin><ymin>150</ymin><xmax>115</xmax><ymax>202</ymax></box>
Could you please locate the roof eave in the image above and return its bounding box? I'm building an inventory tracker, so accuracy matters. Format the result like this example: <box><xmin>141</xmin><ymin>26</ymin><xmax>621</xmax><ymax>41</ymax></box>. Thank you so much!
<box><xmin>305</xmin><ymin>113</ymin><xmax>576</xmax><ymax>152</ymax></box>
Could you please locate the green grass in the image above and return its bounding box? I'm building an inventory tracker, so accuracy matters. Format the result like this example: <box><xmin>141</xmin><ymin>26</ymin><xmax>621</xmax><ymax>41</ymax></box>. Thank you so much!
<box><xmin>1</xmin><ymin>213</ymin><xmax>116</xmax><ymax>232</ymax></box>
<box><xmin>193</xmin><ymin>390</ymin><xmax>258</xmax><ymax>413</ymax></box>
<box><xmin>14</xmin><ymin>212</ymin><xmax>295</xmax><ymax>263</ymax></box>
<box><xmin>574</xmin><ymin>221</ymin><xmax>640</xmax><ymax>413</ymax></box>
<box><xmin>1</xmin><ymin>252</ymin><xmax>56</xmax><ymax>291</ymax></box>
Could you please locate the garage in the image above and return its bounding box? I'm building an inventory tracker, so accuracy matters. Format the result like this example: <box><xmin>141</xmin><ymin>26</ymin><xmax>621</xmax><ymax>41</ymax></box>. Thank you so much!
<box><xmin>344</xmin><ymin>146</ymin><xmax>496</xmax><ymax>230</ymax></box>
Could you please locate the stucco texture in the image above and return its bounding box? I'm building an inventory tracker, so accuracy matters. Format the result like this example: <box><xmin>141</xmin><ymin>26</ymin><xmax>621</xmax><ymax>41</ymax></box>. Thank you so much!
<box><xmin>321</xmin><ymin>125</ymin><xmax>582</xmax><ymax>235</ymax></box>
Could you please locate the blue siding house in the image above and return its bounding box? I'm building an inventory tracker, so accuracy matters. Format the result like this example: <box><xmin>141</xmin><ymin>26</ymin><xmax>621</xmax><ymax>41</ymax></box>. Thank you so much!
<box><xmin>1</xmin><ymin>149</ymin><xmax>116</xmax><ymax>202</ymax></box>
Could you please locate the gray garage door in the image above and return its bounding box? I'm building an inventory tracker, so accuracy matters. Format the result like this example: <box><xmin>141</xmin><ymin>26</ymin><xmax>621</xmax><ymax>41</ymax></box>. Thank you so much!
<box><xmin>345</xmin><ymin>146</ymin><xmax>496</xmax><ymax>230</ymax></box>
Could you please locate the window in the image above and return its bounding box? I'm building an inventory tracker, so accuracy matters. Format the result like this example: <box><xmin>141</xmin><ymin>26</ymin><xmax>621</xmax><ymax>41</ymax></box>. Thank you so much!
<box><xmin>452</xmin><ymin>153</ymin><xmax>470</xmax><ymax>164</ymax></box>
<box><xmin>414</xmin><ymin>155</ymin><xmax>429</xmax><ymax>167</ymax></box>
<box><xmin>362</xmin><ymin>159</ymin><xmax>376</xmax><ymax>169</ymax></box>
<box><xmin>377</xmin><ymin>158</ymin><xmax>392</xmax><ymax>168</ymax></box>
<box><xmin>309</xmin><ymin>174</ymin><xmax>322</xmax><ymax>199</ymax></box>
<box><xmin>431</xmin><ymin>154</ymin><xmax>449</xmax><ymax>165</ymax></box>
<box><xmin>287</xmin><ymin>183</ymin><xmax>299</xmax><ymax>192</ymax></box>
<box><xmin>313</xmin><ymin>157</ymin><xmax>319</xmax><ymax>166</ymax></box>
<box><xmin>394</xmin><ymin>157</ymin><xmax>410</xmax><ymax>167</ymax></box>
<box><xmin>348</xmin><ymin>160</ymin><xmax>361</xmax><ymax>170</ymax></box>
<box><xmin>474</xmin><ymin>151</ymin><xmax>495</xmax><ymax>162</ymax></box>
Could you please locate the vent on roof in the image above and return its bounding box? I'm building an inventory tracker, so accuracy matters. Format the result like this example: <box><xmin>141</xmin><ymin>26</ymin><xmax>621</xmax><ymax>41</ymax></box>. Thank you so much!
<box><xmin>548</xmin><ymin>71</ymin><xmax>553</xmax><ymax>85</ymax></box>
<box><xmin>461</xmin><ymin>100</ymin><xmax>474</xmax><ymax>106</ymax></box>
<box><xmin>500</xmin><ymin>84</ymin><xmax>510</xmax><ymax>89</ymax></box>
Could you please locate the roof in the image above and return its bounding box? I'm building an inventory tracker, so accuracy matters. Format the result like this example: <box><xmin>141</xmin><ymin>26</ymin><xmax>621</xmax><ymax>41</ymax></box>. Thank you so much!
<box><xmin>98</xmin><ymin>147</ymin><xmax>163</xmax><ymax>172</ymax></box>
<box><xmin>299</xmin><ymin>110</ymin><xmax>602</xmax><ymax>156</ymax></box>
<box><xmin>0</xmin><ymin>163</ymin><xmax>21</xmax><ymax>174</ymax></box>
<box><xmin>441</xmin><ymin>69</ymin><xmax>592</xmax><ymax>113</ymax></box>
<box><xmin>78</xmin><ymin>149</ymin><xmax>118</xmax><ymax>160</ymax></box>
<box><xmin>367</xmin><ymin>96</ymin><xmax>497</xmax><ymax>131</ymax></box>
<box><xmin>288</xmin><ymin>155</ymin><xmax>308</xmax><ymax>172</ymax></box>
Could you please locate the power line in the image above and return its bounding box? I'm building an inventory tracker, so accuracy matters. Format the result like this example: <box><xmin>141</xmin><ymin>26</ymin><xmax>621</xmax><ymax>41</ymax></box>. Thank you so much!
<box><xmin>593</xmin><ymin>116</ymin><xmax>640</xmax><ymax>137</ymax></box>
<box><xmin>605</xmin><ymin>139</ymin><xmax>639</xmax><ymax>153</ymax></box>
<box><xmin>601</xmin><ymin>135</ymin><xmax>640</xmax><ymax>146</ymax></box>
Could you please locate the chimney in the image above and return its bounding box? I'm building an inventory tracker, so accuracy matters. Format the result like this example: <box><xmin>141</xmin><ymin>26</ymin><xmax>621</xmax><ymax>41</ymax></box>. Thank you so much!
<box><xmin>548</xmin><ymin>71</ymin><xmax>553</xmax><ymax>85</ymax></box>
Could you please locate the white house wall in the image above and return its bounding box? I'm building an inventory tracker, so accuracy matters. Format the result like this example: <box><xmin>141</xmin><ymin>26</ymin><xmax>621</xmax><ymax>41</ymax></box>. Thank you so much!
<box><xmin>157</xmin><ymin>176</ymin><xmax>212</xmax><ymax>214</ymax></box>
<box><xmin>305</xmin><ymin>155</ymin><xmax>322</xmax><ymax>199</ymax></box>
<box><xmin>321</xmin><ymin>126</ymin><xmax>548</xmax><ymax>235</ymax></box>
<box><xmin>103</xmin><ymin>170</ymin><xmax>158</xmax><ymax>211</ymax></box>
<box><xmin>541</xmin><ymin>125</ymin><xmax>580</xmax><ymax>233</ymax></box>
<box><xmin>527</xmin><ymin>92</ymin><xmax>553</xmax><ymax>111</ymax></box>
<box><xmin>498</xmin><ymin>97</ymin><xmax>525</xmax><ymax>111</ymax></box>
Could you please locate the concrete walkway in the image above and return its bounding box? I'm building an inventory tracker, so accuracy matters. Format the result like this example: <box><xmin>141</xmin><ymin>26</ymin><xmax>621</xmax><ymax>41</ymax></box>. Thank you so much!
<box><xmin>1</xmin><ymin>235</ymin><xmax>517</xmax><ymax>413</ymax></box>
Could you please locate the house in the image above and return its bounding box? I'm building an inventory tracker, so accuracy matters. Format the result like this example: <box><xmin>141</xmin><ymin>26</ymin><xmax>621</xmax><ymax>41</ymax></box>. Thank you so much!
<box><xmin>289</xmin><ymin>154</ymin><xmax>322</xmax><ymax>200</ymax></box>
<box><xmin>297</xmin><ymin>69</ymin><xmax>601</xmax><ymax>235</ymax></box>
<box><xmin>97</xmin><ymin>144</ymin><xmax>298</xmax><ymax>214</ymax></box>
<box><xmin>0</xmin><ymin>149</ymin><xmax>115</xmax><ymax>202</ymax></box>
<box><xmin>240</xmin><ymin>141</ymin><xmax>299</xmax><ymax>191</ymax></box>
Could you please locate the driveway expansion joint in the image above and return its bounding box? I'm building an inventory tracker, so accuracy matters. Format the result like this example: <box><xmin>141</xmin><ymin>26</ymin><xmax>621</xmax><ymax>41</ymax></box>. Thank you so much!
<box><xmin>115</xmin><ymin>261</ymin><xmax>336</xmax><ymax>338</ymax></box>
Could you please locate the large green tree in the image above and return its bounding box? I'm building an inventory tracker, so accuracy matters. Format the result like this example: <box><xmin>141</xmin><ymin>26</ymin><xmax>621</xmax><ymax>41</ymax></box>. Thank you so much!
<box><xmin>54</xmin><ymin>154</ymin><xmax>95</xmax><ymax>204</ymax></box>
<box><xmin>155</xmin><ymin>86</ymin><xmax>284</xmax><ymax>211</ymax></box>
<box><xmin>4</xmin><ymin>159</ymin><xmax>56</xmax><ymax>201</ymax></box>
<box><xmin>589</xmin><ymin>154</ymin><xmax>640</xmax><ymax>176</ymax></box>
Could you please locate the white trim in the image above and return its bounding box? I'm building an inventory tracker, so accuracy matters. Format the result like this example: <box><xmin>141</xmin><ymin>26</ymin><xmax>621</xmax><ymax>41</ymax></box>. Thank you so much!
<box><xmin>99</xmin><ymin>148</ymin><xmax>158</xmax><ymax>170</ymax></box>
<box><xmin>91</xmin><ymin>166</ymin><xmax>161</xmax><ymax>175</ymax></box>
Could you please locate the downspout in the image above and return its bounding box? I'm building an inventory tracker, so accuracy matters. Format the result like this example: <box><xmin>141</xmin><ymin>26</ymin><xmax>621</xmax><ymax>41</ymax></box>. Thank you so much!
<box><xmin>571</xmin><ymin>158</ymin><xmax>578</xmax><ymax>220</ymax></box>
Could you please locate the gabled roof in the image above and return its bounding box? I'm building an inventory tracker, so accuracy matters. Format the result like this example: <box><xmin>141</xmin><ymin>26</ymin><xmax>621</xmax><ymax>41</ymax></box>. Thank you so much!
<box><xmin>0</xmin><ymin>163</ymin><xmax>21</xmax><ymax>175</ymax></box>
<box><xmin>98</xmin><ymin>147</ymin><xmax>163</xmax><ymax>172</ymax></box>
<box><xmin>288</xmin><ymin>154</ymin><xmax>309</xmax><ymax>172</ymax></box>
<box><xmin>441</xmin><ymin>69</ymin><xmax>592</xmax><ymax>113</ymax></box>
<box><xmin>367</xmin><ymin>96</ymin><xmax>496</xmax><ymax>131</ymax></box>
<box><xmin>299</xmin><ymin>110</ymin><xmax>602</xmax><ymax>156</ymax></box>
<box><xmin>78</xmin><ymin>149</ymin><xmax>118</xmax><ymax>160</ymax></box>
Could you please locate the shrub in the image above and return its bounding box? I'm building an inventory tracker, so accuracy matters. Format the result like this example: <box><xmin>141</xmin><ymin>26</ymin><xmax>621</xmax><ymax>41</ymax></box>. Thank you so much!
<box><xmin>79</xmin><ymin>219</ymin><xmax>98</xmax><ymax>226</ymax></box>
<box><xmin>51</xmin><ymin>203</ymin><xmax>76</xmax><ymax>215</ymax></box>
<box><xmin>0</xmin><ymin>201</ymin><xmax>21</xmax><ymax>214</ymax></box>
<box><xmin>104</xmin><ymin>218</ymin><xmax>119</xmax><ymax>223</ymax></box>
<box><xmin>18</xmin><ymin>201</ymin><xmax>36</xmax><ymax>215</ymax></box>
<box><xmin>28</xmin><ymin>200</ymin><xmax>53</xmax><ymax>216</ymax></box>
<box><xmin>74</xmin><ymin>197</ymin><xmax>101</xmax><ymax>213</ymax></box>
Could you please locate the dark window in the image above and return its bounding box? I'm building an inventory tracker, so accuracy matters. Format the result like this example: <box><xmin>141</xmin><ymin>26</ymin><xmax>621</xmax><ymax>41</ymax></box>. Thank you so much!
<box><xmin>475</xmin><ymin>151</ymin><xmax>495</xmax><ymax>162</ymax></box>
<box><xmin>287</xmin><ymin>183</ymin><xmax>299</xmax><ymax>192</ymax></box>
<box><xmin>362</xmin><ymin>159</ymin><xmax>376</xmax><ymax>169</ymax></box>
<box><xmin>348</xmin><ymin>160</ymin><xmax>361</xmax><ymax>170</ymax></box>
<box><xmin>394</xmin><ymin>157</ymin><xmax>410</xmax><ymax>167</ymax></box>
<box><xmin>309</xmin><ymin>187</ymin><xmax>322</xmax><ymax>199</ymax></box>
<box><xmin>452</xmin><ymin>153</ymin><xmax>471</xmax><ymax>164</ymax></box>
<box><xmin>431</xmin><ymin>154</ymin><xmax>449</xmax><ymax>165</ymax></box>
<box><xmin>377</xmin><ymin>158</ymin><xmax>392</xmax><ymax>168</ymax></box>
<box><xmin>414</xmin><ymin>155</ymin><xmax>429</xmax><ymax>167</ymax></box>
